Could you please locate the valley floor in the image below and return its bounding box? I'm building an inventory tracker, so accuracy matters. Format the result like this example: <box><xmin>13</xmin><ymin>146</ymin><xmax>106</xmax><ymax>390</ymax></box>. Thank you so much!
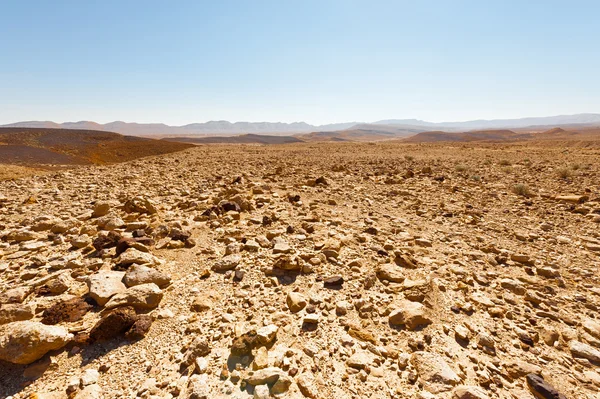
<box><xmin>0</xmin><ymin>142</ymin><xmax>599</xmax><ymax>399</ymax></box>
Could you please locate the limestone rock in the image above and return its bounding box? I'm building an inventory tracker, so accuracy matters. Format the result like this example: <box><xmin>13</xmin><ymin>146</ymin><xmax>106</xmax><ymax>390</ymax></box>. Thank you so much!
<box><xmin>87</xmin><ymin>271</ymin><xmax>126</xmax><ymax>306</ymax></box>
<box><xmin>123</xmin><ymin>264</ymin><xmax>171</xmax><ymax>288</ymax></box>
<box><xmin>389</xmin><ymin>300</ymin><xmax>432</xmax><ymax>330</ymax></box>
<box><xmin>0</xmin><ymin>303</ymin><xmax>34</xmax><ymax>325</ymax></box>
<box><xmin>0</xmin><ymin>321</ymin><xmax>72</xmax><ymax>364</ymax></box>
<box><xmin>286</xmin><ymin>291</ymin><xmax>307</xmax><ymax>313</ymax></box>
<box><xmin>411</xmin><ymin>351</ymin><xmax>460</xmax><ymax>393</ymax></box>
<box><xmin>104</xmin><ymin>283</ymin><xmax>163</xmax><ymax>309</ymax></box>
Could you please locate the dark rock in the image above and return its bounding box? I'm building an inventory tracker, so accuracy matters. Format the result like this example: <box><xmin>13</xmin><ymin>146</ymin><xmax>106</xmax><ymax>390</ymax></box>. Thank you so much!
<box><xmin>394</xmin><ymin>252</ymin><xmax>418</xmax><ymax>269</ymax></box>
<box><xmin>169</xmin><ymin>228</ymin><xmax>191</xmax><ymax>242</ymax></box>
<box><xmin>132</xmin><ymin>229</ymin><xmax>146</xmax><ymax>238</ymax></box>
<box><xmin>93</xmin><ymin>231</ymin><xmax>122</xmax><ymax>251</ymax></box>
<box><xmin>41</xmin><ymin>297</ymin><xmax>92</xmax><ymax>325</ymax></box>
<box><xmin>220</xmin><ymin>201</ymin><xmax>241</xmax><ymax>213</ymax></box>
<box><xmin>315</xmin><ymin>176</ymin><xmax>328</xmax><ymax>186</ymax></box>
<box><xmin>183</xmin><ymin>336</ymin><xmax>211</xmax><ymax>365</ymax></box>
<box><xmin>89</xmin><ymin>306</ymin><xmax>137</xmax><ymax>343</ymax></box>
<box><xmin>125</xmin><ymin>315</ymin><xmax>153</xmax><ymax>340</ymax></box>
<box><xmin>526</xmin><ymin>373</ymin><xmax>567</xmax><ymax>399</ymax></box>
<box><xmin>115</xmin><ymin>238</ymin><xmax>138</xmax><ymax>256</ymax></box>
<box><xmin>323</xmin><ymin>275</ymin><xmax>344</xmax><ymax>287</ymax></box>
<box><xmin>230</xmin><ymin>330</ymin><xmax>257</xmax><ymax>356</ymax></box>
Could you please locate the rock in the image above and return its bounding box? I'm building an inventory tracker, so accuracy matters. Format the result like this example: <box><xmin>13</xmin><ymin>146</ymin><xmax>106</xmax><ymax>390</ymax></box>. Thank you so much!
<box><xmin>504</xmin><ymin>359</ymin><xmax>541</xmax><ymax>380</ymax></box>
<box><xmin>583</xmin><ymin>319</ymin><xmax>600</xmax><ymax>339</ymax></box>
<box><xmin>81</xmin><ymin>368</ymin><xmax>100</xmax><ymax>386</ymax></box>
<box><xmin>476</xmin><ymin>333</ymin><xmax>496</xmax><ymax>355</ymax></box>
<box><xmin>89</xmin><ymin>306</ymin><xmax>137</xmax><ymax>342</ymax></box>
<box><xmin>454</xmin><ymin>325</ymin><xmax>471</xmax><ymax>341</ymax></box>
<box><xmin>92</xmin><ymin>231</ymin><xmax>122</xmax><ymax>251</ymax></box>
<box><xmin>526</xmin><ymin>373</ymin><xmax>567</xmax><ymax>399</ymax></box>
<box><xmin>453</xmin><ymin>386</ymin><xmax>490</xmax><ymax>399</ymax></box>
<box><xmin>411</xmin><ymin>351</ymin><xmax>460</xmax><ymax>393</ymax></box>
<box><xmin>388</xmin><ymin>301</ymin><xmax>432</xmax><ymax>330</ymax></box>
<box><xmin>569</xmin><ymin>340</ymin><xmax>600</xmax><ymax>363</ymax></box>
<box><xmin>554</xmin><ymin>194</ymin><xmax>587</xmax><ymax>203</ymax></box>
<box><xmin>231</xmin><ymin>330</ymin><xmax>257</xmax><ymax>356</ymax></box>
<box><xmin>195</xmin><ymin>356</ymin><xmax>209</xmax><ymax>374</ymax></box>
<box><xmin>41</xmin><ymin>297</ymin><xmax>92</xmax><ymax>325</ymax></box>
<box><xmin>246</xmin><ymin>367</ymin><xmax>285</xmax><ymax>385</ymax></box>
<box><xmin>256</xmin><ymin>324</ymin><xmax>278</xmax><ymax>346</ymax></box>
<box><xmin>92</xmin><ymin>201</ymin><xmax>111</xmax><ymax>218</ymax></box>
<box><xmin>73</xmin><ymin>383</ymin><xmax>102</xmax><ymax>399</ymax></box>
<box><xmin>70</xmin><ymin>235</ymin><xmax>92</xmax><ymax>249</ymax></box>
<box><xmin>87</xmin><ymin>271</ymin><xmax>127</xmax><ymax>306</ymax></box>
<box><xmin>297</xmin><ymin>373</ymin><xmax>320</xmax><ymax>398</ymax></box>
<box><xmin>0</xmin><ymin>286</ymin><xmax>32</xmax><ymax>304</ymax></box>
<box><xmin>191</xmin><ymin>295</ymin><xmax>212</xmax><ymax>312</ymax></box>
<box><xmin>394</xmin><ymin>252</ymin><xmax>418</xmax><ymax>269</ymax></box>
<box><xmin>500</xmin><ymin>278</ymin><xmax>526</xmax><ymax>295</ymax></box>
<box><xmin>0</xmin><ymin>321</ymin><xmax>72</xmax><ymax>364</ymax></box>
<box><xmin>183</xmin><ymin>337</ymin><xmax>211</xmax><ymax>366</ymax></box>
<box><xmin>104</xmin><ymin>283</ymin><xmax>163</xmax><ymax>309</ymax></box>
<box><xmin>303</xmin><ymin>314</ymin><xmax>320</xmax><ymax>324</ymax></box>
<box><xmin>124</xmin><ymin>196</ymin><xmax>158</xmax><ymax>214</ymax></box>
<box><xmin>376</xmin><ymin>263</ymin><xmax>405</xmax><ymax>283</ymax></box>
<box><xmin>286</xmin><ymin>292</ymin><xmax>307</xmax><ymax>313</ymax></box>
<box><xmin>346</xmin><ymin>351</ymin><xmax>375</xmax><ymax>369</ymax></box>
<box><xmin>41</xmin><ymin>273</ymin><xmax>71</xmax><ymax>295</ymax></box>
<box><xmin>252</xmin><ymin>346</ymin><xmax>268</xmax><ymax>370</ymax></box>
<box><xmin>187</xmin><ymin>374</ymin><xmax>209</xmax><ymax>399</ymax></box>
<box><xmin>0</xmin><ymin>303</ymin><xmax>34</xmax><ymax>325</ymax></box>
<box><xmin>254</xmin><ymin>384</ymin><xmax>270</xmax><ymax>399</ymax></box>
<box><xmin>125</xmin><ymin>314</ymin><xmax>153</xmax><ymax>340</ymax></box>
<box><xmin>123</xmin><ymin>264</ymin><xmax>171</xmax><ymax>288</ymax></box>
<box><xmin>212</xmin><ymin>254</ymin><xmax>241</xmax><ymax>272</ymax></box>
<box><xmin>323</xmin><ymin>275</ymin><xmax>344</xmax><ymax>287</ymax></box>
<box><xmin>116</xmin><ymin>248</ymin><xmax>161</xmax><ymax>268</ymax></box>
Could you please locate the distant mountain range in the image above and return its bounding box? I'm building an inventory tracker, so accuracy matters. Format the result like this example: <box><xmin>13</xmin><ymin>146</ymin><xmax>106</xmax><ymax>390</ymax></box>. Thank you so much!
<box><xmin>2</xmin><ymin>113</ymin><xmax>600</xmax><ymax>137</ymax></box>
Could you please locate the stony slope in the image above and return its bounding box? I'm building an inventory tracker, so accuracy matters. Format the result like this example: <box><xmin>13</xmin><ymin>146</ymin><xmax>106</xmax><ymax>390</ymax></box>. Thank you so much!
<box><xmin>0</xmin><ymin>128</ymin><xmax>193</xmax><ymax>165</ymax></box>
<box><xmin>0</xmin><ymin>142</ymin><xmax>599</xmax><ymax>399</ymax></box>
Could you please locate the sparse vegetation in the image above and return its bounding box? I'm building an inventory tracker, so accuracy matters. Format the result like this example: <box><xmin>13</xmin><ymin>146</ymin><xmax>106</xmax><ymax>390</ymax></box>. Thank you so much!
<box><xmin>557</xmin><ymin>167</ymin><xmax>573</xmax><ymax>179</ymax></box>
<box><xmin>455</xmin><ymin>164</ymin><xmax>468</xmax><ymax>172</ymax></box>
<box><xmin>512</xmin><ymin>183</ymin><xmax>531</xmax><ymax>197</ymax></box>
<box><xmin>499</xmin><ymin>159</ymin><xmax>511</xmax><ymax>166</ymax></box>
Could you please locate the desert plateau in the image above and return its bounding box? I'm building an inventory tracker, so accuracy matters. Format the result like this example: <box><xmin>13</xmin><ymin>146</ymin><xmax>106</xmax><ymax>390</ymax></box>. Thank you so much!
<box><xmin>0</xmin><ymin>133</ymin><xmax>599</xmax><ymax>399</ymax></box>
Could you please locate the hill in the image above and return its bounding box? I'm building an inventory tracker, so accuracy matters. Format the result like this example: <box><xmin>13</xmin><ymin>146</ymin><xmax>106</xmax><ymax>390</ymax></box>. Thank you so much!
<box><xmin>4</xmin><ymin>114</ymin><xmax>600</xmax><ymax>137</ymax></box>
<box><xmin>163</xmin><ymin>134</ymin><xmax>303</xmax><ymax>145</ymax></box>
<box><xmin>0</xmin><ymin>127</ymin><xmax>193</xmax><ymax>165</ymax></box>
<box><xmin>403</xmin><ymin>127</ymin><xmax>600</xmax><ymax>143</ymax></box>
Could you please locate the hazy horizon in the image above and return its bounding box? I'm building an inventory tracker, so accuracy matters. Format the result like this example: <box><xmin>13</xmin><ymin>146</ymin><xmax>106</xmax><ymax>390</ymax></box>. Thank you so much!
<box><xmin>2</xmin><ymin>0</ymin><xmax>599</xmax><ymax>125</ymax></box>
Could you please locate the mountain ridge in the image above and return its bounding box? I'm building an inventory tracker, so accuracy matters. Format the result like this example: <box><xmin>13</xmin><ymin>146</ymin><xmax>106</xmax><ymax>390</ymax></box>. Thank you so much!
<box><xmin>2</xmin><ymin>113</ymin><xmax>600</xmax><ymax>137</ymax></box>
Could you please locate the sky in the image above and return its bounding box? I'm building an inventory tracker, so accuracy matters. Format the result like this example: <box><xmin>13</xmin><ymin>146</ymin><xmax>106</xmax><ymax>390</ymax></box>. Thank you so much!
<box><xmin>1</xmin><ymin>0</ymin><xmax>599</xmax><ymax>125</ymax></box>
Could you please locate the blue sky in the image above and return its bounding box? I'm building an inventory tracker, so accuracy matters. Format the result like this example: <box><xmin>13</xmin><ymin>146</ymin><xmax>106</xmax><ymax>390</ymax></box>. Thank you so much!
<box><xmin>1</xmin><ymin>0</ymin><xmax>599</xmax><ymax>125</ymax></box>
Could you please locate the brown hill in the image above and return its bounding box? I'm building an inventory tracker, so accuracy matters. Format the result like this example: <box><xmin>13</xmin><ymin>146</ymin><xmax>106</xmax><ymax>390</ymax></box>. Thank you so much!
<box><xmin>0</xmin><ymin>127</ymin><xmax>193</xmax><ymax>165</ymax></box>
<box><xmin>163</xmin><ymin>134</ymin><xmax>303</xmax><ymax>145</ymax></box>
<box><xmin>404</xmin><ymin>129</ymin><xmax>529</xmax><ymax>143</ymax></box>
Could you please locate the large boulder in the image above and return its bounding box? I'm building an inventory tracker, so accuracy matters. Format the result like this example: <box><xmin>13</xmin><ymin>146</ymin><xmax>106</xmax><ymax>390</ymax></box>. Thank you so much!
<box><xmin>0</xmin><ymin>321</ymin><xmax>72</xmax><ymax>364</ymax></box>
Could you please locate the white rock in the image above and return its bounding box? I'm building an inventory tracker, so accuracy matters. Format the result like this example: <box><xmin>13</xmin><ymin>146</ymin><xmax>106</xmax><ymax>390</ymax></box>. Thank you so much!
<box><xmin>0</xmin><ymin>321</ymin><xmax>72</xmax><ymax>364</ymax></box>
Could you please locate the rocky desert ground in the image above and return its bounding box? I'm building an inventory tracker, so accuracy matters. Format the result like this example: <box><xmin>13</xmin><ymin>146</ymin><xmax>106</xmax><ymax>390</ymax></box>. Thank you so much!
<box><xmin>1</xmin><ymin>141</ymin><xmax>600</xmax><ymax>399</ymax></box>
